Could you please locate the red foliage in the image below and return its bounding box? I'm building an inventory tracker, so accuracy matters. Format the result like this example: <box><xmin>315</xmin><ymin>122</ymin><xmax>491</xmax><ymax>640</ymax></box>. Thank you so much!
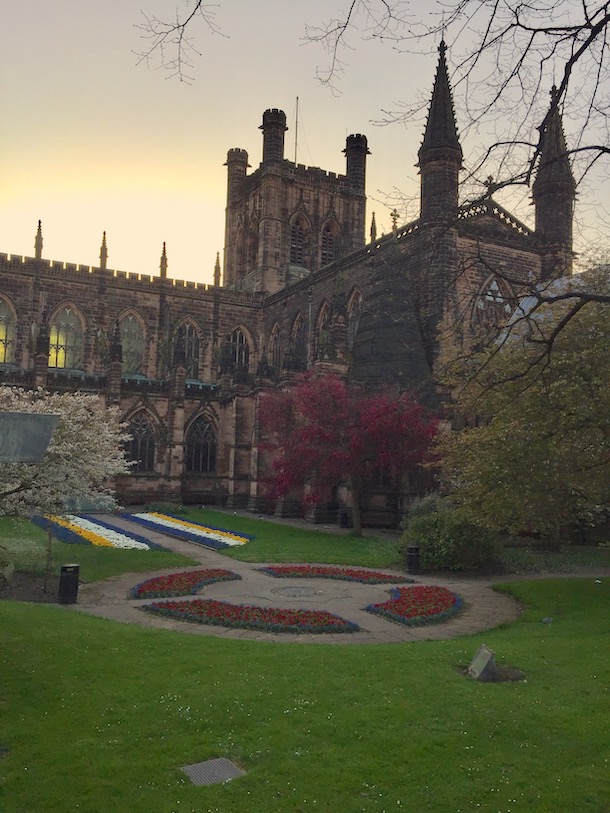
<box><xmin>260</xmin><ymin>374</ymin><xmax>438</xmax><ymax>503</ymax></box>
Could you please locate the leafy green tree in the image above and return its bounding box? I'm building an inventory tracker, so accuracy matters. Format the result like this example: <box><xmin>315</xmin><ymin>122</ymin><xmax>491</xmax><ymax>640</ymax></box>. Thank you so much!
<box><xmin>439</xmin><ymin>282</ymin><xmax>610</xmax><ymax>543</ymax></box>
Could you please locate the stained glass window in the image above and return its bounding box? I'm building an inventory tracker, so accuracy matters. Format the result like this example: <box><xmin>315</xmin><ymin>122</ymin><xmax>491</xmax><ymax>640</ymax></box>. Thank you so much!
<box><xmin>49</xmin><ymin>306</ymin><xmax>83</xmax><ymax>369</ymax></box>
<box><xmin>0</xmin><ymin>300</ymin><xmax>15</xmax><ymax>363</ymax></box>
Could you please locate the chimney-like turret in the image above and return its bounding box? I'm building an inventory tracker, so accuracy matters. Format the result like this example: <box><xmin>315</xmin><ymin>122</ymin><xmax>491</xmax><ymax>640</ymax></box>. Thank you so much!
<box><xmin>225</xmin><ymin>148</ymin><xmax>249</xmax><ymax>205</ymax></box>
<box><xmin>344</xmin><ymin>134</ymin><xmax>369</xmax><ymax>192</ymax></box>
<box><xmin>260</xmin><ymin>109</ymin><xmax>287</xmax><ymax>164</ymax></box>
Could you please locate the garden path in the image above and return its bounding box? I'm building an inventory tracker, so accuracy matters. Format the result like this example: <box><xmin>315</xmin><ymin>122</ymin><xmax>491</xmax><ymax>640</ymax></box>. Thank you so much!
<box><xmin>69</xmin><ymin>513</ymin><xmax>525</xmax><ymax>645</ymax></box>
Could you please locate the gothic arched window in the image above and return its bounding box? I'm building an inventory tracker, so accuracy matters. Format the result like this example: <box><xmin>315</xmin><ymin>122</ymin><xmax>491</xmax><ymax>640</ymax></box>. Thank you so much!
<box><xmin>120</xmin><ymin>313</ymin><xmax>145</xmax><ymax>375</ymax></box>
<box><xmin>316</xmin><ymin>302</ymin><xmax>332</xmax><ymax>359</ymax></box>
<box><xmin>269</xmin><ymin>325</ymin><xmax>282</xmax><ymax>374</ymax></box>
<box><xmin>290</xmin><ymin>220</ymin><xmax>307</xmax><ymax>265</ymax></box>
<box><xmin>229</xmin><ymin>327</ymin><xmax>250</xmax><ymax>370</ymax></box>
<box><xmin>0</xmin><ymin>300</ymin><xmax>16</xmax><ymax>363</ymax></box>
<box><xmin>289</xmin><ymin>314</ymin><xmax>307</xmax><ymax>370</ymax></box>
<box><xmin>347</xmin><ymin>291</ymin><xmax>363</xmax><ymax>350</ymax></box>
<box><xmin>185</xmin><ymin>417</ymin><xmax>216</xmax><ymax>473</ymax></box>
<box><xmin>175</xmin><ymin>322</ymin><xmax>200</xmax><ymax>379</ymax></box>
<box><xmin>321</xmin><ymin>225</ymin><xmax>337</xmax><ymax>266</ymax></box>
<box><xmin>126</xmin><ymin>413</ymin><xmax>156</xmax><ymax>472</ymax></box>
<box><xmin>49</xmin><ymin>306</ymin><xmax>83</xmax><ymax>369</ymax></box>
<box><xmin>473</xmin><ymin>278</ymin><xmax>514</xmax><ymax>336</ymax></box>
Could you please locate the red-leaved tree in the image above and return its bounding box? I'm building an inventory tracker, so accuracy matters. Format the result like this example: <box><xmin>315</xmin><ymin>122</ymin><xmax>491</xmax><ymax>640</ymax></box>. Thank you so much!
<box><xmin>260</xmin><ymin>374</ymin><xmax>438</xmax><ymax>536</ymax></box>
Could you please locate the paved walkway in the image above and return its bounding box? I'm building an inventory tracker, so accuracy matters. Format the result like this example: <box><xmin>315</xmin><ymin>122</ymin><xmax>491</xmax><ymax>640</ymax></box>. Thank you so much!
<box><xmin>68</xmin><ymin>513</ymin><xmax>532</xmax><ymax>645</ymax></box>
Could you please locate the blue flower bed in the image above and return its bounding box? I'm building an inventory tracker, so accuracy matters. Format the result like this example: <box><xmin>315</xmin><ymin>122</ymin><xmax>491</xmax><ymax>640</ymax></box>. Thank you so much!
<box><xmin>31</xmin><ymin>515</ymin><xmax>87</xmax><ymax>546</ymax></box>
<box><xmin>120</xmin><ymin>513</ymin><xmax>254</xmax><ymax>550</ymax></box>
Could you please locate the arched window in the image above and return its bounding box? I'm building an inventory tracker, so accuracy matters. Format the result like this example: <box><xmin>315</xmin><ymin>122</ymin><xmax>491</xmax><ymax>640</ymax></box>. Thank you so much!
<box><xmin>321</xmin><ymin>225</ymin><xmax>337</xmax><ymax>266</ymax></box>
<box><xmin>473</xmin><ymin>278</ymin><xmax>514</xmax><ymax>336</ymax></box>
<box><xmin>316</xmin><ymin>302</ymin><xmax>332</xmax><ymax>359</ymax></box>
<box><xmin>289</xmin><ymin>314</ymin><xmax>307</xmax><ymax>370</ymax></box>
<box><xmin>290</xmin><ymin>220</ymin><xmax>307</xmax><ymax>265</ymax></box>
<box><xmin>49</xmin><ymin>306</ymin><xmax>83</xmax><ymax>369</ymax></box>
<box><xmin>126</xmin><ymin>413</ymin><xmax>156</xmax><ymax>472</ymax></box>
<box><xmin>347</xmin><ymin>291</ymin><xmax>363</xmax><ymax>350</ymax></box>
<box><xmin>0</xmin><ymin>300</ymin><xmax>16</xmax><ymax>363</ymax></box>
<box><xmin>185</xmin><ymin>417</ymin><xmax>216</xmax><ymax>473</ymax></box>
<box><xmin>175</xmin><ymin>322</ymin><xmax>200</xmax><ymax>379</ymax></box>
<box><xmin>229</xmin><ymin>327</ymin><xmax>250</xmax><ymax>370</ymax></box>
<box><xmin>247</xmin><ymin>226</ymin><xmax>259</xmax><ymax>272</ymax></box>
<box><xmin>269</xmin><ymin>325</ymin><xmax>282</xmax><ymax>374</ymax></box>
<box><xmin>120</xmin><ymin>313</ymin><xmax>145</xmax><ymax>375</ymax></box>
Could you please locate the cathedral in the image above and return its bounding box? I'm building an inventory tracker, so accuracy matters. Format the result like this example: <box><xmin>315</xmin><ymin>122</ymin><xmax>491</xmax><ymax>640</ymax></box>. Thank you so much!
<box><xmin>0</xmin><ymin>44</ymin><xmax>575</xmax><ymax>524</ymax></box>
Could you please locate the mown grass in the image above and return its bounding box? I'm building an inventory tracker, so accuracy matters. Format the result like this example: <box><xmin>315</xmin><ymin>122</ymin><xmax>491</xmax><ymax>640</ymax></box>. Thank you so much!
<box><xmin>0</xmin><ymin>516</ymin><xmax>197</xmax><ymax>582</ymax></box>
<box><xmin>1</xmin><ymin>577</ymin><xmax>608</xmax><ymax>813</ymax></box>
<box><xmin>183</xmin><ymin>507</ymin><xmax>404</xmax><ymax>567</ymax></box>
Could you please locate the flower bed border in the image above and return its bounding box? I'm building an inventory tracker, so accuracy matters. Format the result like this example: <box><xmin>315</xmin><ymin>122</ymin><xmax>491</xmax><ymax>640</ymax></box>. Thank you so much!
<box><xmin>366</xmin><ymin>585</ymin><xmax>463</xmax><ymax>626</ymax></box>
<box><xmin>259</xmin><ymin>564</ymin><xmax>415</xmax><ymax>585</ymax></box>
<box><xmin>141</xmin><ymin>598</ymin><xmax>360</xmax><ymax>634</ymax></box>
<box><xmin>31</xmin><ymin>515</ymin><xmax>159</xmax><ymax>550</ymax></box>
<box><xmin>131</xmin><ymin>569</ymin><xmax>241</xmax><ymax>599</ymax></box>
<box><xmin>121</xmin><ymin>513</ymin><xmax>253</xmax><ymax>550</ymax></box>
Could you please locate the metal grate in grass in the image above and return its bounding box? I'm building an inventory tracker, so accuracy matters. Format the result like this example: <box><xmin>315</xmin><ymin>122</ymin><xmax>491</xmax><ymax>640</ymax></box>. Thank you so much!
<box><xmin>180</xmin><ymin>757</ymin><xmax>245</xmax><ymax>786</ymax></box>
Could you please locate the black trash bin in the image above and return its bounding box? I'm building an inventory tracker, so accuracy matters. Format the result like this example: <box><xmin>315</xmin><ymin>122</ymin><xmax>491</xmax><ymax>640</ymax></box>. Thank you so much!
<box><xmin>406</xmin><ymin>546</ymin><xmax>420</xmax><ymax>575</ymax></box>
<box><xmin>58</xmin><ymin>564</ymin><xmax>80</xmax><ymax>604</ymax></box>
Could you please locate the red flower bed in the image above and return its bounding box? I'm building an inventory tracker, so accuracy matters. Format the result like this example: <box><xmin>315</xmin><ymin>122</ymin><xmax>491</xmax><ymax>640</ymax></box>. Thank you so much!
<box><xmin>131</xmin><ymin>569</ymin><xmax>241</xmax><ymax>599</ymax></box>
<box><xmin>366</xmin><ymin>585</ymin><xmax>462</xmax><ymax>626</ymax></box>
<box><xmin>141</xmin><ymin>598</ymin><xmax>360</xmax><ymax>634</ymax></box>
<box><xmin>260</xmin><ymin>564</ymin><xmax>414</xmax><ymax>585</ymax></box>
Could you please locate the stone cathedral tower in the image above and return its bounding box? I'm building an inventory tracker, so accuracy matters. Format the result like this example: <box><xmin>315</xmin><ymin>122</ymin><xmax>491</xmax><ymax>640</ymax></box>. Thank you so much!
<box><xmin>223</xmin><ymin>109</ymin><xmax>369</xmax><ymax>294</ymax></box>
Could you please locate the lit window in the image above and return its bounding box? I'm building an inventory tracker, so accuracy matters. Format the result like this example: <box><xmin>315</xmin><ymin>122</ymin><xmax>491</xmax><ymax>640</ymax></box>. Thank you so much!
<box><xmin>0</xmin><ymin>300</ymin><xmax>15</xmax><ymax>363</ymax></box>
<box><xmin>49</xmin><ymin>306</ymin><xmax>83</xmax><ymax>369</ymax></box>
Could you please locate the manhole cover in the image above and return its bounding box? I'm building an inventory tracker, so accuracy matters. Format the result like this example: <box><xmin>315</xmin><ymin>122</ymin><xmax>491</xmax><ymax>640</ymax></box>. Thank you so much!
<box><xmin>271</xmin><ymin>585</ymin><xmax>325</xmax><ymax>598</ymax></box>
<box><xmin>181</xmin><ymin>757</ymin><xmax>245</xmax><ymax>786</ymax></box>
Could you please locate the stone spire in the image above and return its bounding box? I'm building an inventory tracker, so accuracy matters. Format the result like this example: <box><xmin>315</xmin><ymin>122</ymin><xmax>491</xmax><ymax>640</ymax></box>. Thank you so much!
<box><xmin>418</xmin><ymin>41</ymin><xmax>463</xmax><ymax>222</ymax></box>
<box><xmin>532</xmin><ymin>87</ymin><xmax>576</xmax><ymax>277</ymax></box>
<box><xmin>99</xmin><ymin>231</ymin><xmax>108</xmax><ymax>270</ymax></box>
<box><xmin>160</xmin><ymin>242</ymin><xmax>168</xmax><ymax>278</ymax></box>
<box><xmin>34</xmin><ymin>220</ymin><xmax>43</xmax><ymax>260</ymax></box>
<box><xmin>370</xmin><ymin>212</ymin><xmax>377</xmax><ymax>243</ymax></box>
<box><xmin>213</xmin><ymin>251</ymin><xmax>221</xmax><ymax>286</ymax></box>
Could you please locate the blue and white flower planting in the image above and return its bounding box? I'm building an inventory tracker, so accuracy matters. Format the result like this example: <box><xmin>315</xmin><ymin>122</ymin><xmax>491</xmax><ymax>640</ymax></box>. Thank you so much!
<box><xmin>122</xmin><ymin>513</ymin><xmax>252</xmax><ymax>549</ymax></box>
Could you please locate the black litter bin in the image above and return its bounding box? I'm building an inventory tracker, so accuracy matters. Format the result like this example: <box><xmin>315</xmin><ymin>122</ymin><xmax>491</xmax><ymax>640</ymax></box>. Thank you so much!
<box><xmin>406</xmin><ymin>546</ymin><xmax>420</xmax><ymax>574</ymax></box>
<box><xmin>58</xmin><ymin>564</ymin><xmax>80</xmax><ymax>604</ymax></box>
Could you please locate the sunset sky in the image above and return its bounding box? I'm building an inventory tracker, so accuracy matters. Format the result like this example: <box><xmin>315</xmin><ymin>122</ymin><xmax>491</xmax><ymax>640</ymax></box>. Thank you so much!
<box><xmin>2</xmin><ymin>1</ymin><xmax>608</xmax><ymax>285</ymax></box>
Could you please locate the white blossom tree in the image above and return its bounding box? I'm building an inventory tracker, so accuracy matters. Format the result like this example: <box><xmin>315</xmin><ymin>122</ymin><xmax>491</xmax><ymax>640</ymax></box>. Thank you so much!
<box><xmin>0</xmin><ymin>387</ymin><xmax>131</xmax><ymax>517</ymax></box>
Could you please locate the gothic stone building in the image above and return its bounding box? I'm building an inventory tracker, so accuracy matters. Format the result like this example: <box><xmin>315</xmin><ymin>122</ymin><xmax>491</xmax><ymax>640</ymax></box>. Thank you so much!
<box><xmin>0</xmin><ymin>44</ymin><xmax>575</xmax><ymax>522</ymax></box>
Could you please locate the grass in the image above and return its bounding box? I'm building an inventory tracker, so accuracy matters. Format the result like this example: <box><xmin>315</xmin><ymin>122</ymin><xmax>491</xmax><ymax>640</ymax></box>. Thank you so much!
<box><xmin>0</xmin><ymin>516</ymin><xmax>197</xmax><ymax>582</ymax></box>
<box><xmin>1</xmin><ymin>577</ymin><xmax>608</xmax><ymax>812</ymax></box>
<box><xmin>182</xmin><ymin>508</ymin><xmax>404</xmax><ymax>567</ymax></box>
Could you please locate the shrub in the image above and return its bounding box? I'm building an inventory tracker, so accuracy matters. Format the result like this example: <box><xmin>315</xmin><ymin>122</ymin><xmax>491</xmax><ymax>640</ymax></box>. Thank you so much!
<box><xmin>141</xmin><ymin>501</ymin><xmax>187</xmax><ymax>515</ymax></box>
<box><xmin>402</xmin><ymin>509</ymin><xmax>500</xmax><ymax>571</ymax></box>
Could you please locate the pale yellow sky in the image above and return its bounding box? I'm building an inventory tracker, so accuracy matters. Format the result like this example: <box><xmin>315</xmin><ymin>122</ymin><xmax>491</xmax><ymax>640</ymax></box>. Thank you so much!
<box><xmin>1</xmin><ymin>1</ymin><xmax>608</xmax><ymax>284</ymax></box>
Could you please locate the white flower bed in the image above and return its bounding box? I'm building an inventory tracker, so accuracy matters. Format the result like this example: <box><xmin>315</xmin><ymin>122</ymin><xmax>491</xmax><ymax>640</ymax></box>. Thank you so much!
<box><xmin>65</xmin><ymin>515</ymin><xmax>152</xmax><ymax>550</ymax></box>
<box><xmin>130</xmin><ymin>513</ymin><xmax>248</xmax><ymax>547</ymax></box>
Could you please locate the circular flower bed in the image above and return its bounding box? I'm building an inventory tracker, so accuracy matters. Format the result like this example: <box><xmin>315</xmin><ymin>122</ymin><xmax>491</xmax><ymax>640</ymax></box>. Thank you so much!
<box><xmin>141</xmin><ymin>599</ymin><xmax>360</xmax><ymax>634</ymax></box>
<box><xmin>366</xmin><ymin>585</ymin><xmax>463</xmax><ymax>626</ymax></box>
<box><xmin>131</xmin><ymin>569</ymin><xmax>242</xmax><ymax>600</ymax></box>
<box><xmin>260</xmin><ymin>564</ymin><xmax>415</xmax><ymax>584</ymax></box>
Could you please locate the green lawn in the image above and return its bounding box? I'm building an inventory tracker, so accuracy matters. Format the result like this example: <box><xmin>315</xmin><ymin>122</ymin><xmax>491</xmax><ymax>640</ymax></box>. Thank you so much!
<box><xmin>0</xmin><ymin>516</ymin><xmax>197</xmax><ymax>582</ymax></box>
<box><xmin>1</xmin><ymin>576</ymin><xmax>608</xmax><ymax>813</ymax></box>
